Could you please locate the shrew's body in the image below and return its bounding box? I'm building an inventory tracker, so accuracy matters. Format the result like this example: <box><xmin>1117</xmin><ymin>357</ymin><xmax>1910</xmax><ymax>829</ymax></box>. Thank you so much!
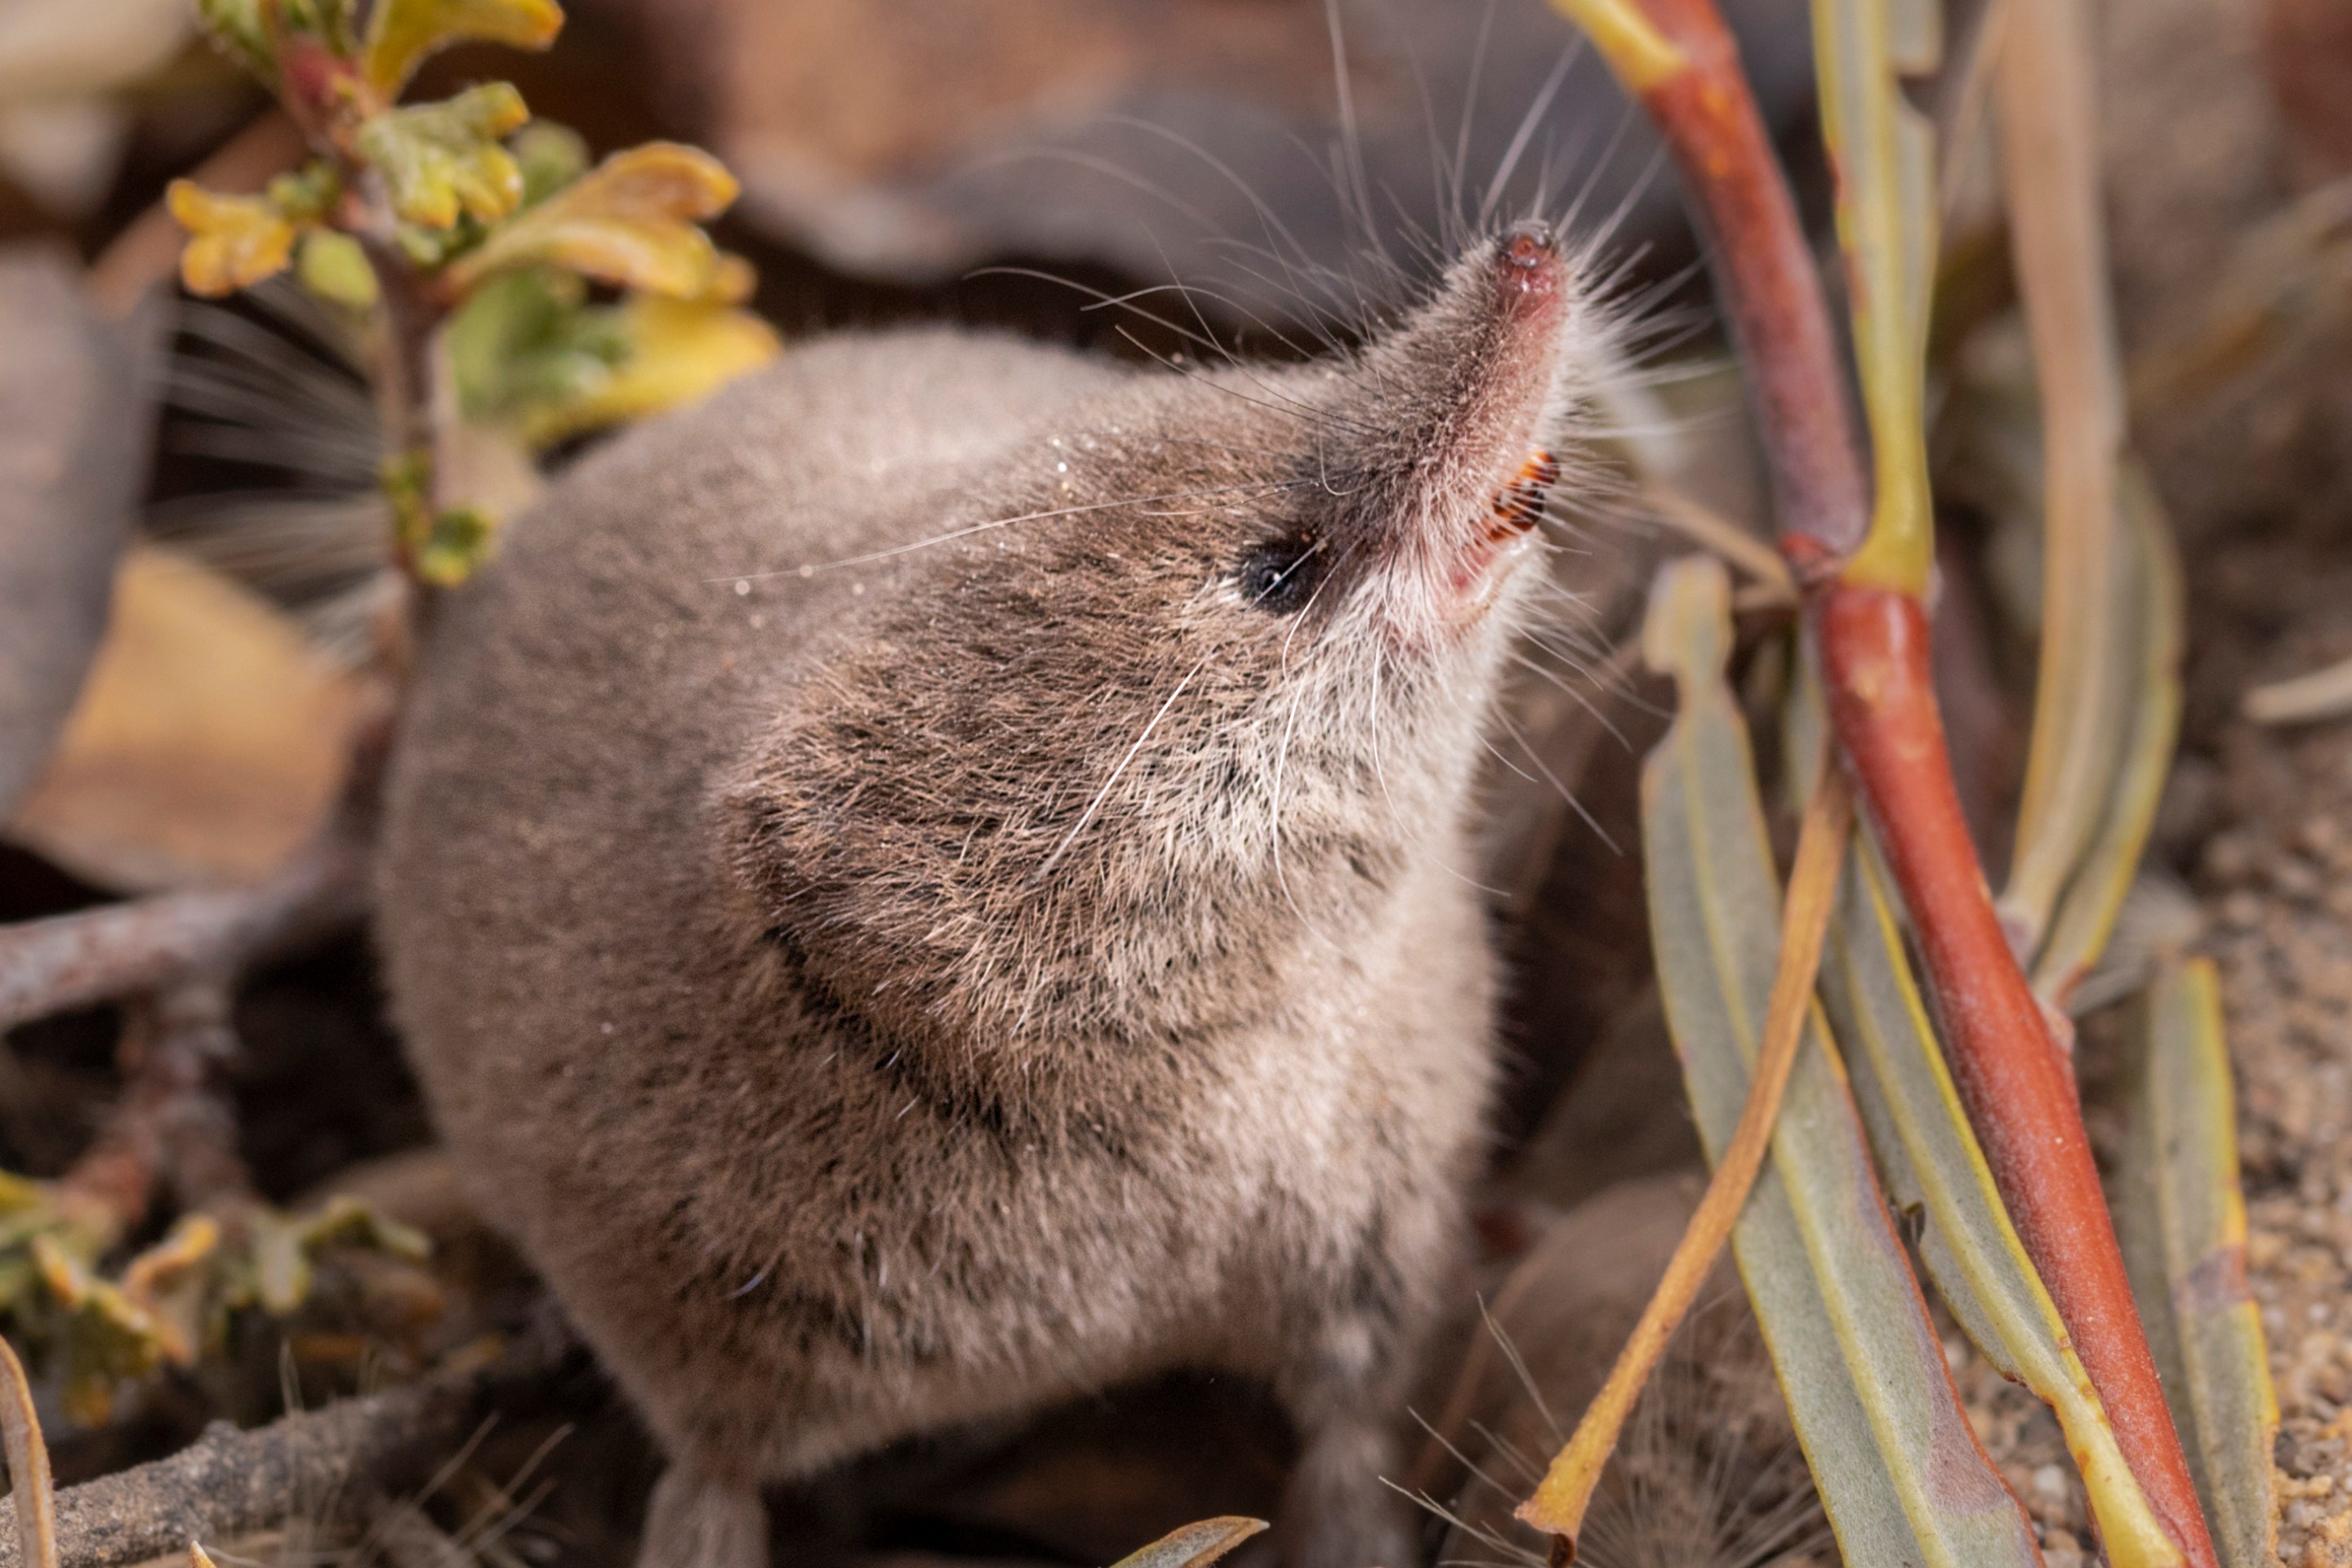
<box><xmin>380</xmin><ymin>225</ymin><xmax>1605</xmax><ymax>1568</ymax></box>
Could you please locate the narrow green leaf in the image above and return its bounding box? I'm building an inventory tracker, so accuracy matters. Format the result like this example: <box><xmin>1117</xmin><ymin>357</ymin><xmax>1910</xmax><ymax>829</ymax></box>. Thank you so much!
<box><xmin>296</xmin><ymin>229</ymin><xmax>381</xmax><ymax>310</ymax></box>
<box><xmin>1824</xmin><ymin>840</ymin><xmax>2182</xmax><ymax>1568</ymax></box>
<box><xmin>1814</xmin><ymin>0</ymin><xmax>1939</xmax><ymax>593</ymax></box>
<box><xmin>1642</xmin><ymin>556</ymin><xmax>2043</xmax><ymax>1568</ymax></box>
<box><xmin>2118</xmin><ymin>960</ymin><xmax>2279</xmax><ymax>1568</ymax></box>
<box><xmin>2030</xmin><ymin>463</ymin><xmax>2184</xmax><ymax>1006</ymax></box>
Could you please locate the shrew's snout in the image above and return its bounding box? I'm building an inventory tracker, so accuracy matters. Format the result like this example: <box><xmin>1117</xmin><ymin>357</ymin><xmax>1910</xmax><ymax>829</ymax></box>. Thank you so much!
<box><xmin>1340</xmin><ymin>218</ymin><xmax>1584</xmax><ymax>636</ymax></box>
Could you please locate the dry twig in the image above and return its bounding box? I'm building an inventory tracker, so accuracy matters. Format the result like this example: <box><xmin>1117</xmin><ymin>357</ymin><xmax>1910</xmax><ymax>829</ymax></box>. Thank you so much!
<box><xmin>0</xmin><ymin>1333</ymin><xmax>569</xmax><ymax>1568</ymax></box>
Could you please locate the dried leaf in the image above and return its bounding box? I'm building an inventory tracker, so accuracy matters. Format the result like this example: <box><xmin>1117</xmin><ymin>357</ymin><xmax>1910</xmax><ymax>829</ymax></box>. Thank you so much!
<box><xmin>1636</xmin><ymin>556</ymin><xmax>2043</xmax><ymax>1568</ymax></box>
<box><xmin>2243</xmin><ymin>654</ymin><xmax>2352</xmax><ymax>726</ymax></box>
<box><xmin>7</xmin><ymin>546</ymin><xmax>360</xmax><ymax>893</ymax></box>
<box><xmin>2118</xmin><ymin>960</ymin><xmax>2279</xmax><ymax>1568</ymax></box>
<box><xmin>518</xmin><ymin>295</ymin><xmax>780</xmax><ymax>447</ymax></box>
<box><xmin>360</xmin><ymin>0</ymin><xmax>563</xmax><ymax>98</ymax></box>
<box><xmin>167</xmin><ymin>180</ymin><xmax>297</xmax><ymax>296</ymax></box>
<box><xmin>1105</xmin><ymin>1517</ymin><xmax>1267</xmax><ymax>1568</ymax></box>
<box><xmin>444</xmin><ymin>142</ymin><xmax>739</xmax><ymax>297</ymax></box>
<box><xmin>246</xmin><ymin>1195</ymin><xmax>434</xmax><ymax>1316</ymax></box>
<box><xmin>0</xmin><ymin>1332</ymin><xmax>56</xmax><ymax>1568</ymax></box>
<box><xmin>355</xmin><ymin>84</ymin><xmax>530</xmax><ymax>232</ymax></box>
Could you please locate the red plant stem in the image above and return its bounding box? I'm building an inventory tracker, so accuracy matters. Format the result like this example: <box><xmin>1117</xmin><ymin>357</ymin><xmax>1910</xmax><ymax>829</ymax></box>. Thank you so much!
<box><xmin>1632</xmin><ymin>0</ymin><xmax>1870</xmax><ymax>563</ymax></box>
<box><xmin>1819</xmin><ymin>589</ymin><xmax>2217</xmax><ymax>1568</ymax></box>
<box><xmin>1592</xmin><ymin>3</ymin><xmax>2224</xmax><ymax>1564</ymax></box>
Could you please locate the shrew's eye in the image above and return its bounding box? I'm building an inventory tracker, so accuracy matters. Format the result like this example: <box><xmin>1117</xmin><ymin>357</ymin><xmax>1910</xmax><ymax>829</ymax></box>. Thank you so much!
<box><xmin>1237</xmin><ymin>531</ymin><xmax>1328</xmax><ymax>613</ymax></box>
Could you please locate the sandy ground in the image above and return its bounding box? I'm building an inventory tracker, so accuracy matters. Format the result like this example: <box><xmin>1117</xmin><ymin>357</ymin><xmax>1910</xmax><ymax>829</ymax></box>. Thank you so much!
<box><xmin>2089</xmin><ymin>0</ymin><xmax>2352</xmax><ymax>1560</ymax></box>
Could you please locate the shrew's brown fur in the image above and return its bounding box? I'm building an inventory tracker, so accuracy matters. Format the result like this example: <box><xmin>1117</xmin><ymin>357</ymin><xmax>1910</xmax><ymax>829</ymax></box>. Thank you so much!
<box><xmin>378</xmin><ymin>225</ymin><xmax>1611</xmax><ymax>1568</ymax></box>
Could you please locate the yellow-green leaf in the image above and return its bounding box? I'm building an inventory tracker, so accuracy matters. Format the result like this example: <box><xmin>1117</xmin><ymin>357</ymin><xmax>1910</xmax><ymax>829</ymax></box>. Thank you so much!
<box><xmin>33</xmin><ymin>1237</ymin><xmax>162</xmax><ymax>1426</ymax></box>
<box><xmin>2118</xmin><ymin>960</ymin><xmax>2278</xmax><ymax>1568</ymax></box>
<box><xmin>519</xmin><ymin>295</ymin><xmax>779</xmax><ymax>447</ymax></box>
<box><xmin>167</xmin><ymin>180</ymin><xmax>296</xmax><ymax>297</ymax></box>
<box><xmin>118</xmin><ymin>1215</ymin><xmax>221</xmax><ymax>1369</ymax></box>
<box><xmin>444</xmin><ymin>142</ymin><xmax>740</xmax><ymax>297</ymax></box>
<box><xmin>412</xmin><ymin>506</ymin><xmax>497</xmax><ymax>586</ymax></box>
<box><xmin>361</xmin><ymin>0</ymin><xmax>562</xmax><ymax>98</ymax></box>
<box><xmin>296</xmin><ymin>229</ymin><xmax>381</xmax><ymax>310</ymax></box>
<box><xmin>2029</xmin><ymin>465</ymin><xmax>2184</xmax><ymax>1007</ymax></box>
<box><xmin>194</xmin><ymin>0</ymin><xmax>275</xmax><ymax>83</ymax></box>
<box><xmin>511</xmin><ymin>118</ymin><xmax>589</xmax><ymax>205</ymax></box>
<box><xmin>298</xmin><ymin>1194</ymin><xmax>430</xmax><ymax>1263</ymax></box>
<box><xmin>1543</xmin><ymin>0</ymin><xmax>1686</xmax><ymax>91</ymax></box>
<box><xmin>1815</xmin><ymin>0</ymin><xmax>1940</xmax><ymax>594</ymax></box>
<box><xmin>355</xmin><ymin>83</ymin><xmax>530</xmax><ymax>231</ymax></box>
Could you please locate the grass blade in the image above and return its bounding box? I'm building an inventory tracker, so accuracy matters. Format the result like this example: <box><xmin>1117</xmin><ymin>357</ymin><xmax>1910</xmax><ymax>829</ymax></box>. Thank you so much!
<box><xmin>2118</xmin><ymin>961</ymin><xmax>2280</xmax><ymax>1568</ymax></box>
<box><xmin>1628</xmin><ymin>556</ymin><xmax>2042</xmax><ymax>1568</ymax></box>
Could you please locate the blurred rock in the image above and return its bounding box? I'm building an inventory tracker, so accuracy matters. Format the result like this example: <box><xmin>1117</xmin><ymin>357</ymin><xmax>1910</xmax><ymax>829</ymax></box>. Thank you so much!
<box><xmin>0</xmin><ymin>243</ymin><xmax>140</xmax><ymax>818</ymax></box>
<box><xmin>581</xmin><ymin>0</ymin><xmax>1815</xmax><ymax>325</ymax></box>
<box><xmin>2260</xmin><ymin>0</ymin><xmax>2352</xmax><ymax>179</ymax></box>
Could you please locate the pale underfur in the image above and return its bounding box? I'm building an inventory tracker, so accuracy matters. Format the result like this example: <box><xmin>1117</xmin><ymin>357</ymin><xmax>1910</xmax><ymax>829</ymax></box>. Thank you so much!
<box><xmin>377</xmin><ymin>227</ymin><xmax>1616</xmax><ymax>1568</ymax></box>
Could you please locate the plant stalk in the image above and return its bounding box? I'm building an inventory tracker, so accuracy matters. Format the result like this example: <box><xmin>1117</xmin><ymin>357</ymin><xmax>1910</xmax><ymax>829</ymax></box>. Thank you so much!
<box><xmin>1540</xmin><ymin>2</ymin><xmax>2224</xmax><ymax>1564</ymax></box>
<box><xmin>1517</xmin><ymin>764</ymin><xmax>1852</xmax><ymax>1555</ymax></box>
